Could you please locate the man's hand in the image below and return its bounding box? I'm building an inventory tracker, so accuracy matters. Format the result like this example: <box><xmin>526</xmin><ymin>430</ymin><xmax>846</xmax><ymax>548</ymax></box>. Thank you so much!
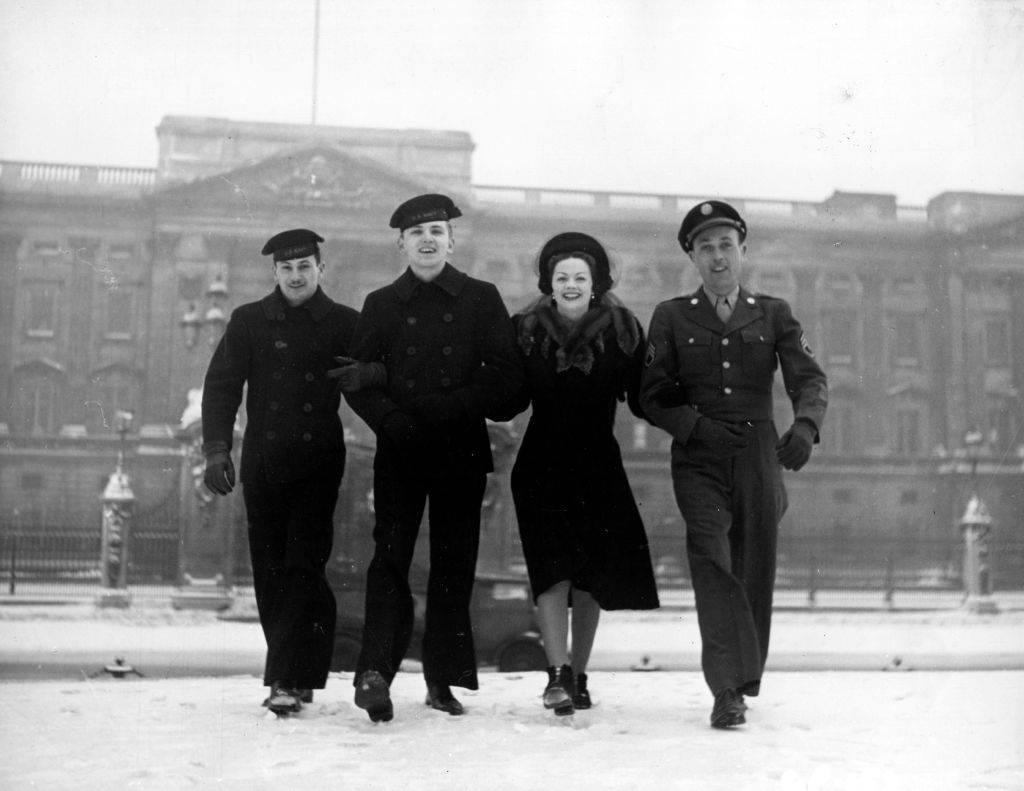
<box><xmin>203</xmin><ymin>450</ymin><xmax>236</xmax><ymax>495</ymax></box>
<box><xmin>689</xmin><ymin>417</ymin><xmax>749</xmax><ymax>458</ymax></box>
<box><xmin>409</xmin><ymin>394</ymin><xmax>465</xmax><ymax>428</ymax></box>
<box><xmin>776</xmin><ymin>420</ymin><xmax>816</xmax><ymax>471</ymax></box>
<box><xmin>327</xmin><ymin>356</ymin><xmax>387</xmax><ymax>393</ymax></box>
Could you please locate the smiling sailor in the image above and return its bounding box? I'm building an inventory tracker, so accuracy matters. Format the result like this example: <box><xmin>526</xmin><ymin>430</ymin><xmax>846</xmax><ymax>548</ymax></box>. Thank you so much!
<box><xmin>341</xmin><ymin>194</ymin><xmax>523</xmax><ymax>722</ymax></box>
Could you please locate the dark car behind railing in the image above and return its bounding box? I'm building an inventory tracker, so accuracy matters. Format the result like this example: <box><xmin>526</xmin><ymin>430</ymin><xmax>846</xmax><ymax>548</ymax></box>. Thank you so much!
<box><xmin>326</xmin><ymin>559</ymin><xmax>546</xmax><ymax>673</ymax></box>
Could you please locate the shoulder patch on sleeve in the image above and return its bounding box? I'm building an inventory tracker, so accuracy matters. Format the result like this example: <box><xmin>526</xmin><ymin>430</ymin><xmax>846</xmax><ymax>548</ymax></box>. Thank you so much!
<box><xmin>644</xmin><ymin>341</ymin><xmax>656</xmax><ymax>367</ymax></box>
<box><xmin>800</xmin><ymin>332</ymin><xmax>814</xmax><ymax>357</ymax></box>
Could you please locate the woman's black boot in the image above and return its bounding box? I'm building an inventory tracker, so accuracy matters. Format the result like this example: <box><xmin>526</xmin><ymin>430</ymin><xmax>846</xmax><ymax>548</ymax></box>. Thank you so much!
<box><xmin>542</xmin><ymin>665</ymin><xmax>575</xmax><ymax>716</ymax></box>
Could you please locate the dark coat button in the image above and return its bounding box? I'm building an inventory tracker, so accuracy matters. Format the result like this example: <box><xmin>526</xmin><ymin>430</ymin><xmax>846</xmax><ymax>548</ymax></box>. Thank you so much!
<box><xmin>273</xmin><ymin>371</ymin><xmax>282</xmax><ymax>380</ymax></box>
<box><xmin>266</xmin><ymin>430</ymin><xmax>276</xmax><ymax>439</ymax></box>
<box><xmin>407</xmin><ymin>316</ymin><xmax>417</xmax><ymax>325</ymax></box>
<box><xmin>277</xmin><ymin>313</ymin><xmax>285</xmax><ymax>321</ymax></box>
<box><xmin>269</xmin><ymin>401</ymin><xmax>279</xmax><ymax>411</ymax></box>
<box><xmin>303</xmin><ymin>403</ymin><xmax>313</xmax><ymax>412</ymax></box>
<box><xmin>406</xmin><ymin>379</ymin><xmax>415</xmax><ymax>388</ymax></box>
<box><xmin>443</xmin><ymin>313</ymin><xmax>453</xmax><ymax>322</ymax></box>
<box><xmin>305</xmin><ymin>372</ymin><xmax>315</xmax><ymax>381</ymax></box>
<box><xmin>274</xmin><ymin>340</ymin><xmax>287</xmax><ymax>349</ymax></box>
<box><xmin>442</xmin><ymin>346</ymin><xmax>452</xmax><ymax>356</ymax></box>
<box><xmin>406</xmin><ymin>346</ymin><xmax>416</xmax><ymax>355</ymax></box>
<box><xmin>302</xmin><ymin>432</ymin><xmax>312</xmax><ymax>442</ymax></box>
<box><xmin>441</xmin><ymin>377</ymin><xmax>452</xmax><ymax>387</ymax></box>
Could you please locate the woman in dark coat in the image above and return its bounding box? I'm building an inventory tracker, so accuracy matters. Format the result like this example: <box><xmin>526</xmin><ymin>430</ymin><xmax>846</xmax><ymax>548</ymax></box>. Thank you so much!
<box><xmin>507</xmin><ymin>232</ymin><xmax>660</xmax><ymax>716</ymax></box>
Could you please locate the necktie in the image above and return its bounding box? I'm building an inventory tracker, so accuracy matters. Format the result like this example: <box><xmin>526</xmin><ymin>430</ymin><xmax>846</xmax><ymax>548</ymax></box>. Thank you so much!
<box><xmin>715</xmin><ymin>296</ymin><xmax>732</xmax><ymax>323</ymax></box>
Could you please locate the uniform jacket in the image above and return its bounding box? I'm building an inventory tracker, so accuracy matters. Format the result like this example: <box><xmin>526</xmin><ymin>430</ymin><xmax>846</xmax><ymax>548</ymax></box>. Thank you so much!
<box><xmin>202</xmin><ymin>286</ymin><xmax>360</xmax><ymax>483</ymax></box>
<box><xmin>343</xmin><ymin>264</ymin><xmax>522</xmax><ymax>474</ymax></box>
<box><xmin>640</xmin><ymin>287</ymin><xmax>827</xmax><ymax>443</ymax></box>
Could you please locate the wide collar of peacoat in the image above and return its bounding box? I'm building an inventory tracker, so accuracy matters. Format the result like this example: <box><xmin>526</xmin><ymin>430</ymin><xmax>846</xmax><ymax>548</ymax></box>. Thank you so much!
<box><xmin>258</xmin><ymin>285</ymin><xmax>335</xmax><ymax>322</ymax></box>
<box><xmin>682</xmin><ymin>286</ymin><xmax>765</xmax><ymax>334</ymax></box>
<box><xmin>392</xmin><ymin>263</ymin><xmax>467</xmax><ymax>302</ymax></box>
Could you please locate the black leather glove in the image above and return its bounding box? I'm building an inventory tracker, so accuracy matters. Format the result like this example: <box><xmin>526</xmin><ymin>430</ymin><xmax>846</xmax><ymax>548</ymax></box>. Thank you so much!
<box><xmin>203</xmin><ymin>450</ymin><xmax>236</xmax><ymax>495</ymax></box>
<box><xmin>327</xmin><ymin>356</ymin><xmax>387</xmax><ymax>393</ymax></box>
<box><xmin>776</xmin><ymin>420</ymin><xmax>816</xmax><ymax>471</ymax></box>
<box><xmin>409</xmin><ymin>393</ymin><xmax>465</xmax><ymax>428</ymax></box>
<box><xmin>689</xmin><ymin>417</ymin><xmax>749</xmax><ymax>458</ymax></box>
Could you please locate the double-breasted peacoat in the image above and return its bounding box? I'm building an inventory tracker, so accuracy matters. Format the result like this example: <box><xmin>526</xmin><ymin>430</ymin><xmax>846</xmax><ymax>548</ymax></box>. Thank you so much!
<box><xmin>202</xmin><ymin>286</ymin><xmax>360</xmax><ymax>482</ymax></box>
<box><xmin>343</xmin><ymin>263</ymin><xmax>523</xmax><ymax>690</ymax></box>
<box><xmin>344</xmin><ymin>264</ymin><xmax>523</xmax><ymax>473</ymax></box>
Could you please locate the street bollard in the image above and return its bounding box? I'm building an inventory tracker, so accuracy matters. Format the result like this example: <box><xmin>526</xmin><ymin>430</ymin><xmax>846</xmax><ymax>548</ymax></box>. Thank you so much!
<box><xmin>97</xmin><ymin>466</ymin><xmax>134</xmax><ymax>608</ymax></box>
<box><xmin>959</xmin><ymin>494</ymin><xmax>999</xmax><ymax>615</ymax></box>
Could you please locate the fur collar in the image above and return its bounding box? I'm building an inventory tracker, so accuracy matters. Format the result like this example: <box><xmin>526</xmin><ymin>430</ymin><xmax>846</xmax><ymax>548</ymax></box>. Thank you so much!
<box><xmin>516</xmin><ymin>295</ymin><xmax>640</xmax><ymax>375</ymax></box>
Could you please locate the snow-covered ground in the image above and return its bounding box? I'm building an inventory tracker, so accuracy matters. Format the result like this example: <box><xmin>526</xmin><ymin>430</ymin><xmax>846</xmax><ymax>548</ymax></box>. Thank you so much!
<box><xmin>3</xmin><ymin>669</ymin><xmax>1022</xmax><ymax>790</ymax></box>
<box><xmin>2</xmin><ymin>603</ymin><xmax>1024</xmax><ymax>789</ymax></box>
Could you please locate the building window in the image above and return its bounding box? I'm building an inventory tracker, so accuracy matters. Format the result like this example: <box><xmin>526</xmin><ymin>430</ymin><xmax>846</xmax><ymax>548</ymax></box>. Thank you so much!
<box><xmin>832</xmin><ymin>489</ymin><xmax>854</xmax><ymax>504</ymax></box>
<box><xmin>85</xmin><ymin>369</ymin><xmax>140</xmax><ymax>433</ymax></box>
<box><xmin>105</xmin><ymin>288</ymin><xmax>135</xmax><ymax>337</ymax></box>
<box><xmin>24</xmin><ymin>282</ymin><xmax>60</xmax><ymax>337</ymax></box>
<box><xmin>11</xmin><ymin>367</ymin><xmax>65</xmax><ymax>436</ymax></box>
<box><xmin>890</xmin><ymin>314</ymin><xmax>921</xmax><ymax>366</ymax></box>
<box><xmin>824</xmin><ymin>400</ymin><xmax>856</xmax><ymax>454</ymax></box>
<box><xmin>20</xmin><ymin>473</ymin><xmax>44</xmax><ymax>491</ymax></box>
<box><xmin>984</xmin><ymin>318</ymin><xmax>1010</xmax><ymax>366</ymax></box>
<box><xmin>895</xmin><ymin>408</ymin><xmax>921</xmax><ymax>456</ymax></box>
<box><xmin>987</xmin><ymin>400</ymin><xmax>1018</xmax><ymax>454</ymax></box>
<box><xmin>826</xmin><ymin>312</ymin><xmax>857</xmax><ymax>365</ymax></box>
<box><xmin>656</xmin><ymin>262</ymin><xmax>680</xmax><ymax>293</ymax></box>
<box><xmin>899</xmin><ymin>490</ymin><xmax>919</xmax><ymax>505</ymax></box>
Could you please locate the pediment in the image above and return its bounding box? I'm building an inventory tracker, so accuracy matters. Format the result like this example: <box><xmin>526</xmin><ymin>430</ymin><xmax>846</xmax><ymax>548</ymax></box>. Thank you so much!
<box><xmin>156</xmin><ymin>145</ymin><xmax>436</xmax><ymax>212</ymax></box>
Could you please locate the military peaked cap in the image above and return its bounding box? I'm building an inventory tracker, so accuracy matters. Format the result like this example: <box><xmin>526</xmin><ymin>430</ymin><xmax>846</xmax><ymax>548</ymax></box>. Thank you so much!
<box><xmin>261</xmin><ymin>229</ymin><xmax>325</xmax><ymax>262</ymax></box>
<box><xmin>678</xmin><ymin>200</ymin><xmax>747</xmax><ymax>253</ymax></box>
<box><xmin>389</xmin><ymin>193</ymin><xmax>462</xmax><ymax>231</ymax></box>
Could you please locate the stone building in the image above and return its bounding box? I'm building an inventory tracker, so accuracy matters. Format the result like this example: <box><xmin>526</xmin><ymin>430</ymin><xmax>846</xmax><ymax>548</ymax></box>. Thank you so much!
<box><xmin>1</xmin><ymin>115</ymin><xmax>1023</xmax><ymax>590</ymax></box>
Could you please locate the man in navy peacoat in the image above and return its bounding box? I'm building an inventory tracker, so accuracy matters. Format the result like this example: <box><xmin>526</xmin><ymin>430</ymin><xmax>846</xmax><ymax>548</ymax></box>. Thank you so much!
<box><xmin>201</xmin><ymin>229</ymin><xmax>361</xmax><ymax>714</ymax></box>
<box><xmin>343</xmin><ymin>194</ymin><xmax>522</xmax><ymax>722</ymax></box>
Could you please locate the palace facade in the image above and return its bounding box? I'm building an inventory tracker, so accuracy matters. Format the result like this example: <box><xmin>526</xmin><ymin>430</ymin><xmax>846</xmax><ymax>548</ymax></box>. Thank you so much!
<box><xmin>2</xmin><ymin>116</ymin><xmax>1023</xmax><ymax>589</ymax></box>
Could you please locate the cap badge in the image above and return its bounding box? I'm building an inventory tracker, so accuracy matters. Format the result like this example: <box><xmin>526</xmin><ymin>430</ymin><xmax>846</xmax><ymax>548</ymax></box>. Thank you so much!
<box><xmin>701</xmin><ymin>203</ymin><xmax>713</xmax><ymax>216</ymax></box>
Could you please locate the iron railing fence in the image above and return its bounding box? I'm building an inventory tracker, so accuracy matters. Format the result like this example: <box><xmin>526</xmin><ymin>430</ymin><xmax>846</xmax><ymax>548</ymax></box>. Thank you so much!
<box><xmin>1</xmin><ymin>527</ymin><xmax>1020</xmax><ymax>600</ymax></box>
<box><xmin>0</xmin><ymin>527</ymin><xmax>181</xmax><ymax>596</ymax></box>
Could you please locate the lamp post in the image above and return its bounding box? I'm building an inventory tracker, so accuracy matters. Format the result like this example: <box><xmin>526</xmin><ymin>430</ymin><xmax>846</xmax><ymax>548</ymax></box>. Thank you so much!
<box><xmin>97</xmin><ymin>410</ymin><xmax>135</xmax><ymax>608</ymax></box>
<box><xmin>959</xmin><ymin>429</ymin><xmax>999</xmax><ymax>614</ymax></box>
<box><xmin>171</xmin><ymin>273</ymin><xmax>237</xmax><ymax>611</ymax></box>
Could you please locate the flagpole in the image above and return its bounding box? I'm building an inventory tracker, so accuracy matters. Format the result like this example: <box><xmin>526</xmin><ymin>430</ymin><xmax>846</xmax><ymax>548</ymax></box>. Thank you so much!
<box><xmin>311</xmin><ymin>0</ymin><xmax>321</xmax><ymax>126</ymax></box>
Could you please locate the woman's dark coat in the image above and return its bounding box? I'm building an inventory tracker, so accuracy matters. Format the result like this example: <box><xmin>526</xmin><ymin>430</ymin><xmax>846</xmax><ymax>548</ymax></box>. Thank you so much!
<box><xmin>507</xmin><ymin>300</ymin><xmax>660</xmax><ymax>611</ymax></box>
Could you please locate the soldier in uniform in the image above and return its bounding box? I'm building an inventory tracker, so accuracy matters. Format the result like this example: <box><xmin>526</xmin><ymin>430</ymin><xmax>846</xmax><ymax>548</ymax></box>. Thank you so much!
<box><xmin>201</xmin><ymin>228</ymin><xmax>368</xmax><ymax>715</ymax></box>
<box><xmin>343</xmin><ymin>194</ymin><xmax>522</xmax><ymax>722</ymax></box>
<box><xmin>639</xmin><ymin>201</ymin><xmax>827</xmax><ymax>729</ymax></box>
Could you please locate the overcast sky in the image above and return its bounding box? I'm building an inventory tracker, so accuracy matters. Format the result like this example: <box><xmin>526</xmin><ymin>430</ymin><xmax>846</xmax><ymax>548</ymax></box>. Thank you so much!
<box><xmin>2</xmin><ymin>0</ymin><xmax>1023</xmax><ymax>206</ymax></box>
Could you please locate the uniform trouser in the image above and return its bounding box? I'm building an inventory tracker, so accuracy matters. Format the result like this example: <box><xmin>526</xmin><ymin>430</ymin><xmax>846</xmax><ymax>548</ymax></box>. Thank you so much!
<box><xmin>242</xmin><ymin>464</ymin><xmax>343</xmax><ymax>689</ymax></box>
<box><xmin>671</xmin><ymin>421</ymin><xmax>788</xmax><ymax>697</ymax></box>
<box><xmin>355</xmin><ymin>461</ymin><xmax>486</xmax><ymax>690</ymax></box>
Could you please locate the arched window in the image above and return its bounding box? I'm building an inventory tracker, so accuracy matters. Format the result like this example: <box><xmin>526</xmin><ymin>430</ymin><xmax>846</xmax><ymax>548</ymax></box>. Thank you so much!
<box><xmin>9</xmin><ymin>361</ymin><xmax>66</xmax><ymax>437</ymax></box>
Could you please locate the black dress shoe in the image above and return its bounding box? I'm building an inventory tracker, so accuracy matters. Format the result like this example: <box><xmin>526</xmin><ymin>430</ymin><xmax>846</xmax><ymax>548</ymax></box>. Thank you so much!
<box><xmin>710</xmin><ymin>688</ymin><xmax>746</xmax><ymax>729</ymax></box>
<box><xmin>425</xmin><ymin>684</ymin><xmax>464</xmax><ymax>716</ymax></box>
<box><xmin>572</xmin><ymin>672</ymin><xmax>592</xmax><ymax>710</ymax></box>
<box><xmin>355</xmin><ymin>671</ymin><xmax>394</xmax><ymax>723</ymax></box>
<box><xmin>298</xmin><ymin>688</ymin><xmax>313</xmax><ymax>704</ymax></box>
<box><xmin>265</xmin><ymin>682</ymin><xmax>302</xmax><ymax>714</ymax></box>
